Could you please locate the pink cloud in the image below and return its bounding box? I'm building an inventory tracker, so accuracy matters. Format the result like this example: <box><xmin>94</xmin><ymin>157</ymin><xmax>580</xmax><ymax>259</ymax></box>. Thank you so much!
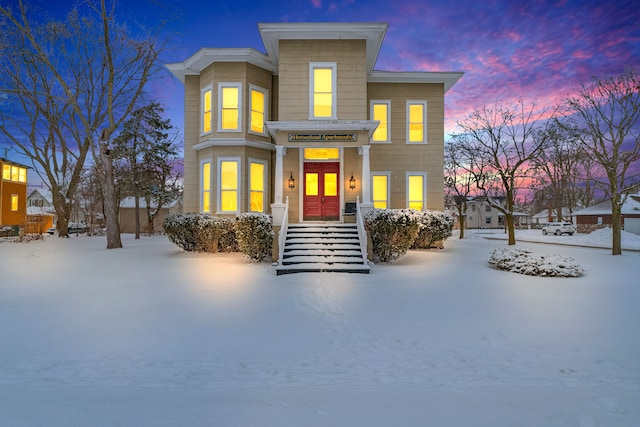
<box><xmin>572</xmin><ymin>50</ymin><xmax>592</xmax><ymax>60</ymax></box>
<box><xmin>310</xmin><ymin>0</ymin><xmax>322</xmax><ymax>8</ymax></box>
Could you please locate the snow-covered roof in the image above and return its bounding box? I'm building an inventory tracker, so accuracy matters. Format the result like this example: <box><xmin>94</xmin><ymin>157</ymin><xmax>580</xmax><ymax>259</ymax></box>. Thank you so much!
<box><xmin>119</xmin><ymin>197</ymin><xmax>180</xmax><ymax>209</ymax></box>
<box><xmin>574</xmin><ymin>195</ymin><xmax>640</xmax><ymax>216</ymax></box>
<box><xmin>27</xmin><ymin>206</ymin><xmax>55</xmax><ymax>216</ymax></box>
<box><xmin>28</xmin><ymin>188</ymin><xmax>53</xmax><ymax>203</ymax></box>
<box><xmin>532</xmin><ymin>207</ymin><xmax>574</xmax><ymax>220</ymax></box>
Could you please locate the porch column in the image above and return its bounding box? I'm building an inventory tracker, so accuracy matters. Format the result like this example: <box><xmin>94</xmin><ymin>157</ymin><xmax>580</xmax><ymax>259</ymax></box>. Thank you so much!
<box><xmin>358</xmin><ymin>145</ymin><xmax>373</xmax><ymax>207</ymax></box>
<box><xmin>271</xmin><ymin>145</ymin><xmax>287</xmax><ymax>225</ymax></box>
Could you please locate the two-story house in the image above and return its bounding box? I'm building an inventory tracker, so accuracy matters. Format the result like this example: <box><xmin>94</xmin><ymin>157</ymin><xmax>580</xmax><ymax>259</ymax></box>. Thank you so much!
<box><xmin>1</xmin><ymin>158</ymin><xmax>29</xmax><ymax>232</ymax></box>
<box><xmin>167</xmin><ymin>22</ymin><xmax>462</xmax><ymax>271</ymax></box>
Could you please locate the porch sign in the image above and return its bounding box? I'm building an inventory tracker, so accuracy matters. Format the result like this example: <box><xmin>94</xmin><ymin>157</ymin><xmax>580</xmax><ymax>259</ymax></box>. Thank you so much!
<box><xmin>288</xmin><ymin>133</ymin><xmax>358</xmax><ymax>142</ymax></box>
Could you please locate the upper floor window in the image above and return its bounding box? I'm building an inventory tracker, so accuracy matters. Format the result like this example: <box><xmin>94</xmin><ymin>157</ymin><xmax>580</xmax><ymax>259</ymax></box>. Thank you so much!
<box><xmin>218</xmin><ymin>158</ymin><xmax>240</xmax><ymax>213</ymax></box>
<box><xmin>372</xmin><ymin>173</ymin><xmax>390</xmax><ymax>209</ymax></box>
<box><xmin>201</xmin><ymin>87</ymin><xmax>212</xmax><ymax>134</ymax></box>
<box><xmin>218</xmin><ymin>83</ymin><xmax>242</xmax><ymax>132</ymax></box>
<box><xmin>485</xmin><ymin>204</ymin><xmax>492</xmax><ymax>212</ymax></box>
<box><xmin>371</xmin><ymin>101</ymin><xmax>391</xmax><ymax>143</ymax></box>
<box><xmin>407</xmin><ymin>172</ymin><xmax>426</xmax><ymax>210</ymax></box>
<box><xmin>3</xmin><ymin>164</ymin><xmax>27</xmax><ymax>183</ymax></box>
<box><xmin>249</xmin><ymin>85</ymin><xmax>268</xmax><ymax>135</ymax></box>
<box><xmin>11</xmin><ymin>194</ymin><xmax>19</xmax><ymax>211</ymax></box>
<box><xmin>406</xmin><ymin>101</ymin><xmax>427</xmax><ymax>143</ymax></box>
<box><xmin>309</xmin><ymin>63</ymin><xmax>336</xmax><ymax>119</ymax></box>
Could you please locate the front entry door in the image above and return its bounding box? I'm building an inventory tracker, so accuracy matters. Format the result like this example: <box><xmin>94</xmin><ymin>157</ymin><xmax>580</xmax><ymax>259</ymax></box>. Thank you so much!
<box><xmin>303</xmin><ymin>162</ymin><xmax>340</xmax><ymax>221</ymax></box>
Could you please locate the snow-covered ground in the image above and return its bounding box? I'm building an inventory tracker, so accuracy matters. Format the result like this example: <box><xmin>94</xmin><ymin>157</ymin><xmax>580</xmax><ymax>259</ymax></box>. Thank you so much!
<box><xmin>1</xmin><ymin>230</ymin><xmax>639</xmax><ymax>426</ymax></box>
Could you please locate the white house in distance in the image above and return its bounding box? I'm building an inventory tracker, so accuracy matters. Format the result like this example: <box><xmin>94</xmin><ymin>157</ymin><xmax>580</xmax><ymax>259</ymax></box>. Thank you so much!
<box><xmin>166</xmin><ymin>22</ymin><xmax>463</xmax><ymax>272</ymax></box>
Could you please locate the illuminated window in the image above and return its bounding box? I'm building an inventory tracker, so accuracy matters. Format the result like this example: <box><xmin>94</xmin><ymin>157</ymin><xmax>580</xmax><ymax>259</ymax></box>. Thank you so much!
<box><xmin>218</xmin><ymin>83</ymin><xmax>241</xmax><ymax>131</ymax></box>
<box><xmin>11</xmin><ymin>194</ymin><xmax>19</xmax><ymax>211</ymax></box>
<box><xmin>249</xmin><ymin>160</ymin><xmax>266</xmax><ymax>212</ymax></box>
<box><xmin>407</xmin><ymin>173</ymin><xmax>426</xmax><ymax>210</ymax></box>
<box><xmin>249</xmin><ymin>86</ymin><xmax>267</xmax><ymax>135</ymax></box>
<box><xmin>371</xmin><ymin>101</ymin><xmax>390</xmax><ymax>143</ymax></box>
<box><xmin>2</xmin><ymin>164</ymin><xmax>27</xmax><ymax>183</ymax></box>
<box><xmin>303</xmin><ymin>148</ymin><xmax>340</xmax><ymax>160</ymax></box>
<box><xmin>371</xmin><ymin>173</ymin><xmax>389</xmax><ymax>209</ymax></box>
<box><xmin>202</xmin><ymin>87</ymin><xmax>212</xmax><ymax>134</ymax></box>
<box><xmin>218</xmin><ymin>159</ymin><xmax>239</xmax><ymax>212</ymax></box>
<box><xmin>201</xmin><ymin>160</ymin><xmax>211</xmax><ymax>212</ymax></box>
<box><xmin>407</xmin><ymin>101</ymin><xmax>427</xmax><ymax>143</ymax></box>
<box><xmin>305</xmin><ymin>173</ymin><xmax>318</xmax><ymax>196</ymax></box>
<box><xmin>309</xmin><ymin>63</ymin><xmax>336</xmax><ymax>119</ymax></box>
<box><xmin>324</xmin><ymin>173</ymin><xmax>337</xmax><ymax>196</ymax></box>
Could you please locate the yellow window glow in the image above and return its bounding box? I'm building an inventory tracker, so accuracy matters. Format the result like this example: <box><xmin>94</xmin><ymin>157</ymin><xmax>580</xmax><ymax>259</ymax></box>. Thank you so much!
<box><xmin>409</xmin><ymin>104</ymin><xmax>424</xmax><ymax>142</ymax></box>
<box><xmin>11</xmin><ymin>166</ymin><xmax>19</xmax><ymax>182</ymax></box>
<box><xmin>372</xmin><ymin>175</ymin><xmax>388</xmax><ymax>209</ymax></box>
<box><xmin>372</xmin><ymin>104</ymin><xmax>388</xmax><ymax>141</ymax></box>
<box><xmin>250</xmin><ymin>90</ymin><xmax>265</xmax><ymax>134</ymax></box>
<box><xmin>221</xmin><ymin>87</ymin><xmax>239</xmax><ymax>130</ymax></box>
<box><xmin>250</xmin><ymin>162</ymin><xmax>264</xmax><ymax>212</ymax></box>
<box><xmin>202</xmin><ymin>162</ymin><xmax>211</xmax><ymax>212</ymax></box>
<box><xmin>324</xmin><ymin>173</ymin><xmax>337</xmax><ymax>196</ymax></box>
<box><xmin>2</xmin><ymin>164</ymin><xmax>10</xmax><ymax>180</ymax></box>
<box><xmin>408</xmin><ymin>175</ymin><xmax>424</xmax><ymax>210</ymax></box>
<box><xmin>313</xmin><ymin>68</ymin><xmax>333</xmax><ymax>117</ymax></box>
<box><xmin>303</xmin><ymin>148</ymin><xmax>339</xmax><ymax>160</ymax></box>
<box><xmin>220</xmin><ymin>161</ymin><xmax>238</xmax><ymax>211</ymax></box>
<box><xmin>203</xmin><ymin>89</ymin><xmax>212</xmax><ymax>133</ymax></box>
<box><xmin>11</xmin><ymin>194</ymin><xmax>18</xmax><ymax>211</ymax></box>
<box><xmin>306</xmin><ymin>173</ymin><xmax>318</xmax><ymax>196</ymax></box>
<box><xmin>18</xmin><ymin>167</ymin><xmax>26</xmax><ymax>183</ymax></box>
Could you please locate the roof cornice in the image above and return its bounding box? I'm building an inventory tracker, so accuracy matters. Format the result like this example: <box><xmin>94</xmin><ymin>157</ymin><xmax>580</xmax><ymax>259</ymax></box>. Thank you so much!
<box><xmin>369</xmin><ymin>71</ymin><xmax>464</xmax><ymax>93</ymax></box>
<box><xmin>166</xmin><ymin>48</ymin><xmax>275</xmax><ymax>83</ymax></box>
<box><xmin>258</xmin><ymin>22</ymin><xmax>388</xmax><ymax>75</ymax></box>
<box><xmin>265</xmin><ymin>120</ymin><xmax>379</xmax><ymax>138</ymax></box>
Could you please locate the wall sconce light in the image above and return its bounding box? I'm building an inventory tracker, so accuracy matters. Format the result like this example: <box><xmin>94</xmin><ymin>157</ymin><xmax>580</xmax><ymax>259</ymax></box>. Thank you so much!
<box><xmin>349</xmin><ymin>173</ymin><xmax>356</xmax><ymax>190</ymax></box>
<box><xmin>288</xmin><ymin>172</ymin><xmax>296</xmax><ymax>190</ymax></box>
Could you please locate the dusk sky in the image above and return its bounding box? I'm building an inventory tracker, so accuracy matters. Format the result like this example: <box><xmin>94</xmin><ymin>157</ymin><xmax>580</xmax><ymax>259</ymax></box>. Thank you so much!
<box><xmin>132</xmin><ymin>0</ymin><xmax>640</xmax><ymax>136</ymax></box>
<box><xmin>6</xmin><ymin>0</ymin><xmax>640</xmax><ymax>155</ymax></box>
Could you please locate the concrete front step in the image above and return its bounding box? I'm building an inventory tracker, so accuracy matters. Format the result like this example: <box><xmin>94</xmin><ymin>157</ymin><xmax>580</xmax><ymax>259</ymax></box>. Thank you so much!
<box><xmin>277</xmin><ymin>223</ymin><xmax>369</xmax><ymax>275</ymax></box>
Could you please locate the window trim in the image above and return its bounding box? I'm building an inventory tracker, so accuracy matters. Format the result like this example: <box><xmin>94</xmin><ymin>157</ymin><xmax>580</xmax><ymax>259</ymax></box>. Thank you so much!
<box><xmin>200</xmin><ymin>159</ymin><xmax>212</xmax><ymax>213</ymax></box>
<box><xmin>217</xmin><ymin>157</ymin><xmax>241</xmax><ymax>214</ymax></box>
<box><xmin>370</xmin><ymin>100</ymin><xmax>391</xmax><ymax>143</ymax></box>
<box><xmin>406</xmin><ymin>100</ymin><xmax>427</xmax><ymax>144</ymax></box>
<box><xmin>248</xmin><ymin>85</ymin><xmax>268</xmax><ymax>136</ymax></box>
<box><xmin>201</xmin><ymin>86</ymin><xmax>212</xmax><ymax>136</ymax></box>
<box><xmin>371</xmin><ymin>172</ymin><xmax>390</xmax><ymax>209</ymax></box>
<box><xmin>248</xmin><ymin>158</ymin><xmax>268</xmax><ymax>213</ymax></box>
<box><xmin>406</xmin><ymin>172</ymin><xmax>427</xmax><ymax>211</ymax></box>
<box><xmin>217</xmin><ymin>82</ymin><xmax>243</xmax><ymax>132</ymax></box>
<box><xmin>309</xmin><ymin>62</ymin><xmax>337</xmax><ymax>120</ymax></box>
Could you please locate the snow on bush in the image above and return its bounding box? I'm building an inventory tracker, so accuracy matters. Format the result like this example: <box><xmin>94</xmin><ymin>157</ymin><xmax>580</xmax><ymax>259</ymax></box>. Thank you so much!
<box><xmin>365</xmin><ymin>209</ymin><xmax>421</xmax><ymax>262</ymax></box>
<box><xmin>411</xmin><ymin>210</ymin><xmax>454</xmax><ymax>249</ymax></box>
<box><xmin>234</xmin><ymin>212</ymin><xmax>275</xmax><ymax>262</ymax></box>
<box><xmin>488</xmin><ymin>247</ymin><xmax>584</xmax><ymax>277</ymax></box>
<box><xmin>163</xmin><ymin>213</ymin><xmax>235</xmax><ymax>253</ymax></box>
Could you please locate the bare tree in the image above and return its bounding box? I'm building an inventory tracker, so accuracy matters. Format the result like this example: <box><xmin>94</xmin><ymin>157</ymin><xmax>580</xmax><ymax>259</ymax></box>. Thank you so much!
<box><xmin>0</xmin><ymin>0</ymin><xmax>166</xmax><ymax>247</ymax></box>
<box><xmin>563</xmin><ymin>69</ymin><xmax>640</xmax><ymax>255</ymax></box>
<box><xmin>444</xmin><ymin>138</ymin><xmax>482</xmax><ymax>239</ymax></box>
<box><xmin>454</xmin><ymin>100</ymin><xmax>552</xmax><ymax>245</ymax></box>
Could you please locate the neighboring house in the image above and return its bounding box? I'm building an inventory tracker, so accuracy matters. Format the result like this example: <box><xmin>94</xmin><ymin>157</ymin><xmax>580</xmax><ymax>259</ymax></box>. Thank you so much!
<box><xmin>455</xmin><ymin>196</ymin><xmax>530</xmax><ymax>229</ymax></box>
<box><xmin>119</xmin><ymin>196</ymin><xmax>182</xmax><ymax>234</ymax></box>
<box><xmin>573</xmin><ymin>195</ymin><xmax>640</xmax><ymax>235</ymax></box>
<box><xmin>531</xmin><ymin>207</ymin><xmax>576</xmax><ymax>226</ymax></box>
<box><xmin>166</xmin><ymin>22</ymin><xmax>463</xmax><ymax>224</ymax></box>
<box><xmin>1</xmin><ymin>158</ymin><xmax>29</xmax><ymax>231</ymax></box>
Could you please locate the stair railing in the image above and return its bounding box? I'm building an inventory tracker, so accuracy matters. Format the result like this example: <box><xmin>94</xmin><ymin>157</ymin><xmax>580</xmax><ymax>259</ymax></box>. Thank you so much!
<box><xmin>356</xmin><ymin>196</ymin><xmax>368</xmax><ymax>262</ymax></box>
<box><xmin>277</xmin><ymin>196</ymin><xmax>289</xmax><ymax>264</ymax></box>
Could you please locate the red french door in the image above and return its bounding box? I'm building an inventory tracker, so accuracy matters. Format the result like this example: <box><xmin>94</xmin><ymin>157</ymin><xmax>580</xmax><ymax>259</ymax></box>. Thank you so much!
<box><xmin>303</xmin><ymin>162</ymin><xmax>340</xmax><ymax>221</ymax></box>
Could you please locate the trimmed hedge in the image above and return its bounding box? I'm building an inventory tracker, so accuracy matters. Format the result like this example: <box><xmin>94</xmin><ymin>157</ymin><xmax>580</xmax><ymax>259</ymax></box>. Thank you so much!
<box><xmin>164</xmin><ymin>213</ymin><xmax>235</xmax><ymax>253</ymax></box>
<box><xmin>164</xmin><ymin>212</ymin><xmax>274</xmax><ymax>262</ymax></box>
<box><xmin>364</xmin><ymin>208</ymin><xmax>454</xmax><ymax>263</ymax></box>
<box><xmin>234</xmin><ymin>212</ymin><xmax>275</xmax><ymax>262</ymax></box>
<box><xmin>488</xmin><ymin>248</ymin><xmax>584</xmax><ymax>277</ymax></box>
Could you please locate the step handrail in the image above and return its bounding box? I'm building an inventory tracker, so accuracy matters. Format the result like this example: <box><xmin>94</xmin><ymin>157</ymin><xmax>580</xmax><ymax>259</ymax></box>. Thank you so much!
<box><xmin>356</xmin><ymin>196</ymin><xmax>368</xmax><ymax>263</ymax></box>
<box><xmin>277</xmin><ymin>196</ymin><xmax>289</xmax><ymax>264</ymax></box>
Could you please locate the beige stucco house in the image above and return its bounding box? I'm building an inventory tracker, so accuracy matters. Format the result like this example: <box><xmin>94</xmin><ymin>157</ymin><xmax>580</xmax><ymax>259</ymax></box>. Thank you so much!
<box><xmin>167</xmin><ymin>22</ymin><xmax>463</xmax><ymax>272</ymax></box>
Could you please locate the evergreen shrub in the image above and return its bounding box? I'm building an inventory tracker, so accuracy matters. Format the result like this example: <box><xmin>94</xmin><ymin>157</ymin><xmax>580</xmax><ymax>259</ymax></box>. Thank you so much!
<box><xmin>234</xmin><ymin>212</ymin><xmax>275</xmax><ymax>262</ymax></box>
<box><xmin>163</xmin><ymin>213</ymin><xmax>235</xmax><ymax>252</ymax></box>
<box><xmin>364</xmin><ymin>209</ymin><xmax>421</xmax><ymax>262</ymax></box>
<box><xmin>411</xmin><ymin>210</ymin><xmax>454</xmax><ymax>249</ymax></box>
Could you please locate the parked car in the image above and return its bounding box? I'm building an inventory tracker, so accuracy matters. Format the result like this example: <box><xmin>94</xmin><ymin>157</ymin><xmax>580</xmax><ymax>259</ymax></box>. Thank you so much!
<box><xmin>541</xmin><ymin>222</ymin><xmax>576</xmax><ymax>236</ymax></box>
<box><xmin>68</xmin><ymin>223</ymin><xmax>87</xmax><ymax>234</ymax></box>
